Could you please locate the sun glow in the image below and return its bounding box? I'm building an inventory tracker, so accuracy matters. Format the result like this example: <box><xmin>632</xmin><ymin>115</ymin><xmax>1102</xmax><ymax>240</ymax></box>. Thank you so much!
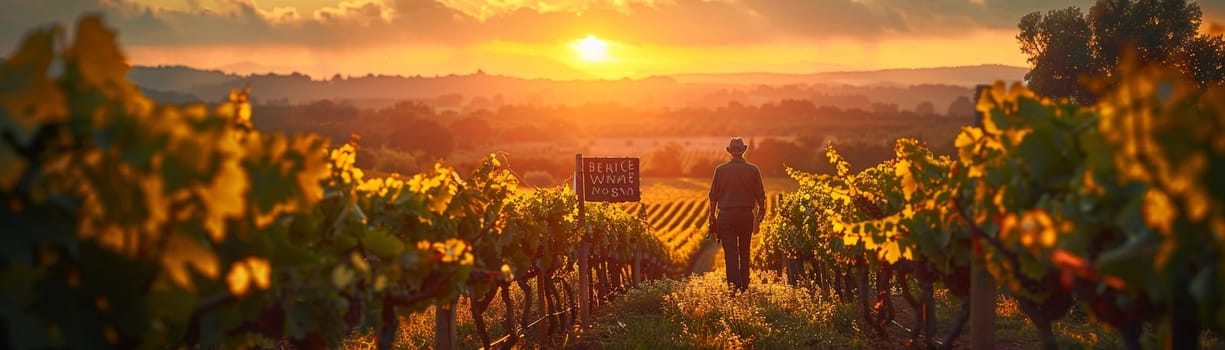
<box><xmin>573</xmin><ymin>35</ymin><xmax>610</xmax><ymax>62</ymax></box>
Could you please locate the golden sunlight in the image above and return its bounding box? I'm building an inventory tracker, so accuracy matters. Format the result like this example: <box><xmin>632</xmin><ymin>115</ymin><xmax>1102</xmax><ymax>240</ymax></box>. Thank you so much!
<box><xmin>573</xmin><ymin>35</ymin><xmax>610</xmax><ymax>62</ymax></box>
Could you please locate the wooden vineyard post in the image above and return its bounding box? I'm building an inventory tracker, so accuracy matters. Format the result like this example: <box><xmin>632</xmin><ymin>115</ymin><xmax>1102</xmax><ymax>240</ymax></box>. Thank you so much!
<box><xmin>970</xmin><ymin>257</ymin><xmax>996</xmax><ymax>348</ymax></box>
<box><xmin>538</xmin><ymin>274</ymin><xmax>551</xmax><ymax>345</ymax></box>
<box><xmin>632</xmin><ymin>248</ymin><xmax>641</xmax><ymax>286</ymax></box>
<box><xmin>576</xmin><ymin>154</ymin><xmax>591</xmax><ymax>329</ymax></box>
<box><xmin>434</xmin><ymin>301</ymin><xmax>457</xmax><ymax>350</ymax></box>
<box><xmin>969</xmin><ymin>84</ymin><xmax>996</xmax><ymax>349</ymax></box>
<box><xmin>579</xmin><ymin>240</ymin><xmax>590</xmax><ymax>327</ymax></box>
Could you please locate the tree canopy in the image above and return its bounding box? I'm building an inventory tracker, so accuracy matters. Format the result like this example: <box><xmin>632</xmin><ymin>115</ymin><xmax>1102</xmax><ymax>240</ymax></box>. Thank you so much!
<box><xmin>1018</xmin><ymin>0</ymin><xmax>1225</xmax><ymax>102</ymax></box>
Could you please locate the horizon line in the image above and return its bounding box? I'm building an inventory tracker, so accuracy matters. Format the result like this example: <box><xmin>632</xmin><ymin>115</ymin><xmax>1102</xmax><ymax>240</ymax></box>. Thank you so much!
<box><xmin>129</xmin><ymin>63</ymin><xmax>1031</xmax><ymax>83</ymax></box>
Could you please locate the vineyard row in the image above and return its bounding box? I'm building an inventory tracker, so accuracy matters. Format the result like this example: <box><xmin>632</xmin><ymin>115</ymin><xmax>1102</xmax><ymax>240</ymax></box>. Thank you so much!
<box><xmin>757</xmin><ymin>66</ymin><xmax>1225</xmax><ymax>349</ymax></box>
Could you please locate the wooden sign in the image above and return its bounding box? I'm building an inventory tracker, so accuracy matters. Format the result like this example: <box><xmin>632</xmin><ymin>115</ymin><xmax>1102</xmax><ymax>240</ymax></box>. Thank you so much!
<box><xmin>582</xmin><ymin>157</ymin><xmax>640</xmax><ymax>202</ymax></box>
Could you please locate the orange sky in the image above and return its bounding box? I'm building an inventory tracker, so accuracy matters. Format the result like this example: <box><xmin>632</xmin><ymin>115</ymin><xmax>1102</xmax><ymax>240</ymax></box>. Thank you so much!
<box><xmin>2</xmin><ymin>0</ymin><xmax>1223</xmax><ymax>80</ymax></box>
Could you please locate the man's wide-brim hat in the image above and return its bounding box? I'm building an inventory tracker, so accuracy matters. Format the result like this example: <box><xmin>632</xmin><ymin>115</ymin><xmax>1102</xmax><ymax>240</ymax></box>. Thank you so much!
<box><xmin>726</xmin><ymin>137</ymin><xmax>748</xmax><ymax>154</ymax></box>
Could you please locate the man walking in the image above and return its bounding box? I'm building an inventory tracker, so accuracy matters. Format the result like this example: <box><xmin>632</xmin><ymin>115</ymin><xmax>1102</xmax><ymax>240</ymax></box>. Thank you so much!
<box><xmin>708</xmin><ymin>137</ymin><xmax>765</xmax><ymax>291</ymax></box>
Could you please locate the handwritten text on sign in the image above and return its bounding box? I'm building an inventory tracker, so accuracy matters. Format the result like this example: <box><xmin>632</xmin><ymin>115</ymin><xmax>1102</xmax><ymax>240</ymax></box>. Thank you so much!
<box><xmin>583</xmin><ymin>157</ymin><xmax>640</xmax><ymax>202</ymax></box>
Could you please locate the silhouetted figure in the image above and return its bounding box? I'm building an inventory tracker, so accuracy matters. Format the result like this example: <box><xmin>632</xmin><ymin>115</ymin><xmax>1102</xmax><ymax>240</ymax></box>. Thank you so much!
<box><xmin>708</xmin><ymin>137</ymin><xmax>765</xmax><ymax>291</ymax></box>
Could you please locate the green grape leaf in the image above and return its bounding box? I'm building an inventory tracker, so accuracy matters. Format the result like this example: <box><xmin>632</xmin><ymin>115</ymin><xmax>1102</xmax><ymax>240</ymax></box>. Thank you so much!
<box><xmin>147</xmin><ymin>288</ymin><xmax>196</xmax><ymax>324</ymax></box>
<box><xmin>357</xmin><ymin>230</ymin><xmax>406</xmax><ymax>259</ymax></box>
<box><xmin>1189</xmin><ymin>264</ymin><xmax>1217</xmax><ymax>313</ymax></box>
<box><xmin>1095</xmin><ymin>235</ymin><xmax>1161</xmax><ymax>293</ymax></box>
<box><xmin>64</xmin><ymin>16</ymin><xmax>134</xmax><ymax>97</ymax></box>
<box><xmin>0</xmin><ymin>146</ymin><xmax>27</xmax><ymax>191</ymax></box>
<box><xmin>0</xmin><ymin>263</ymin><xmax>54</xmax><ymax>349</ymax></box>
<box><xmin>0</xmin><ymin>25</ymin><xmax>66</xmax><ymax>146</ymax></box>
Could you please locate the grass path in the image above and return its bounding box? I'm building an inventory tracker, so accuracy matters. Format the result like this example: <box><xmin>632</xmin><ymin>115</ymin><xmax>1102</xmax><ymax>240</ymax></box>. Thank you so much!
<box><xmin>566</xmin><ymin>272</ymin><xmax>869</xmax><ymax>349</ymax></box>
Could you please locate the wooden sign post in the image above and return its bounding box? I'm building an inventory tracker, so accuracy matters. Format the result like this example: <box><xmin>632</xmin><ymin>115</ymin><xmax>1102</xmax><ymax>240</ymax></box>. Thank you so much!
<box><xmin>576</xmin><ymin>155</ymin><xmax>640</xmax><ymax>329</ymax></box>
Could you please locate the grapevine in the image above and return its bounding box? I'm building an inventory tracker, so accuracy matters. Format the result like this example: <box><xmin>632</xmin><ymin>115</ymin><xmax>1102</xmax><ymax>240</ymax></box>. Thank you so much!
<box><xmin>761</xmin><ymin>63</ymin><xmax>1225</xmax><ymax>348</ymax></box>
<box><xmin>0</xmin><ymin>17</ymin><xmax>675</xmax><ymax>349</ymax></box>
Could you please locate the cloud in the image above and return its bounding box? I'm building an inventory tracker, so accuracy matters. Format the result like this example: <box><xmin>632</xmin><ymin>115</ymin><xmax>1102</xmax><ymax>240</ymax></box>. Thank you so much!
<box><xmin>260</xmin><ymin>6</ymin><xmax>302</xmax><ymax>23</ymax></box>
<box><xmin>473</xmin><ymin>0</ymin><xmax>774</xmax><ymax>45</ymax></box>
<box><xmin>2</xmin><ymin>0</ymin><xmax>1221</xmax><ymax>53</ymax></box>
<box><xmin>0</xmin><ymin>0</ymin><xmax>110</xmax><ymax>40</ymax></box>
<box><xmin>313</xmin><ymin>0</ymin><xmax>396</xmax><ymax>23</ymax></box>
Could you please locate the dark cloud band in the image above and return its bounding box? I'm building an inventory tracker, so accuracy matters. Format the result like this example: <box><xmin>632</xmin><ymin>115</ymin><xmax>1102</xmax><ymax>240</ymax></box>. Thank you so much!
<box><xmin>2</xmin><ymin>0</ymin><xmax>1219</xmax><ymax>51</ymax></box>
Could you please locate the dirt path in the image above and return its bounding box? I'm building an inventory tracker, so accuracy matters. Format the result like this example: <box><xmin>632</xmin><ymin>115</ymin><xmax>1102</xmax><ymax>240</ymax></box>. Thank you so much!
<box><xmin>687</xmin><ymin>241</ymin><xmax>720</xmax><ymax>274</ymax></box>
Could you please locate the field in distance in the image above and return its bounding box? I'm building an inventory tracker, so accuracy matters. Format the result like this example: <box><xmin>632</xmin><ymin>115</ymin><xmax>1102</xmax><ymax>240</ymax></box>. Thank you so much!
<box><xmin>636</xmin><ymin>176</ymin><xmax>797</xmax><ymax>203</ymax></box>
<box><xmin>618</xmin><ymin>177</ymin><xmax>791</xmax><ymax>272</ymax></box>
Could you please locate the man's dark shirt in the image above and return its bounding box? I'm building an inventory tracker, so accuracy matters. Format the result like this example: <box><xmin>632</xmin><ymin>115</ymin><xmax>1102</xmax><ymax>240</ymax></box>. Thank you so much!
<box><xmin>709</xmin><ymin>159</ymin><xmax>765</xmax><ymax>209</ymax></box>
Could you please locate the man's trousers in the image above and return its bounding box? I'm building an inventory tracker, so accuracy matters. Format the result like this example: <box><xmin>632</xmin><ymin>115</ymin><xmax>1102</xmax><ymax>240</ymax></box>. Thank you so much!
<box><xmin>717</xmin><ymin>208</ymin><xmax>754</xmax><ymax>290</ymax></box>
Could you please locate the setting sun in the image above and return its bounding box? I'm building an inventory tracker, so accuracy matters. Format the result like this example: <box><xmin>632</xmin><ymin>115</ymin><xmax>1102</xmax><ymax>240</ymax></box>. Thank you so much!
<box><xmin>573</xmin><ymin>35</ymin><xmax>610</xmax><ymax>62</ymax></box>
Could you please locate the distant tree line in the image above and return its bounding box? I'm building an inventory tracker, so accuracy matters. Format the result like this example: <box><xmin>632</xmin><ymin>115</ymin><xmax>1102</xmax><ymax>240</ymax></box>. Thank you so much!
<box><xmin>251</xmin><ymin>96</ymin><xmax>968</xmax><ymax>183</ymax></box>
